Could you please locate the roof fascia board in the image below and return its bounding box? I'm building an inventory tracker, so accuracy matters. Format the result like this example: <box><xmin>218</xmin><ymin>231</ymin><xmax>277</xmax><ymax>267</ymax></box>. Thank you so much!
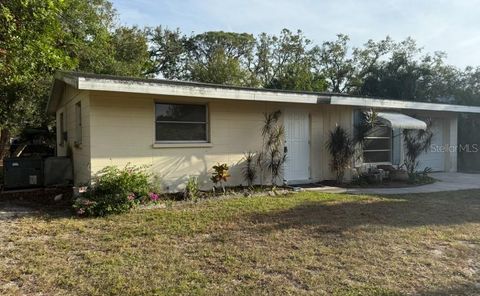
<box><xmin>77</xmin><ymin>77</ymin><xmax>320</xmax><ymax>104</ymax></box>
<box><xmin>331</xmin><ymin>96</ymin><xmax>480</xmax><ymax>114</ymax></box>
<box><xmin>54</xmin><ymin>71</ymin><xmax>79</xmax><ymax>88</ymax></box>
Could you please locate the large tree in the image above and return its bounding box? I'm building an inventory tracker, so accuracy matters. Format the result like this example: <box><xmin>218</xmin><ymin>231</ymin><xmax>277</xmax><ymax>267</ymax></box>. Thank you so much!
<box><xmin>0</xmin><ymin>0</ymin><xmax>150</xmax><ymax>160</ymax></box>
<box><xmin>187</xmin><ymin>31</ymin><xmax>256</xmax><ymax>85</ymax></box>
<box><xmin>148</xmin><ymin>27</ymin><xmax>188</xmax><ymax>79</ymax></box>
<box><xmin>255</xmin><ymin>29</ymin><xmax>326</xmax><ymax>91</ymax></box>
<box><xmin>0</xmin><ymin>0</ymin><xmax>74</xmax><ymax>159</ymax></box>
<box><xmin>149</xmin><ymin>28</ymin><xmax>327</xmax><ymax>91</ymax></box>
<box><xmin>149</xmin><ymin>29</ymin><xmax>256</xmax><ymax>85</ymax></box>
<box><xmin>59</xmin><ymin>0</ymin><xmax>150</xmax><ymax>76</ymax></box>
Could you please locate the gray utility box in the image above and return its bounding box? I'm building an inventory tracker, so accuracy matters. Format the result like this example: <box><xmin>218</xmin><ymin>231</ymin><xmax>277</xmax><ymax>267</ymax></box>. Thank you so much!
<box><xmin>44</xmin><ymin>157</ymin><xmax>73</xmax><ymax>186</ymax></box>
<box><xmin>3</xmin><ymin>158</ymin><xmax>44</xmax><ymax>189</ymax></box>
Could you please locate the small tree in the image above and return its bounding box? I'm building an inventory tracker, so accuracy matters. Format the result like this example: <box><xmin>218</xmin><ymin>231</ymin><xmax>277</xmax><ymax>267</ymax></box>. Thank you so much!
<box><xmin>257</xmin><ymin>110</ymin><xmax>287</xmax><ymax>187</ymax></box>
<box><xmin>326</xmin><ymin>126</ymin><xmax>355</xmax><ymax>184</ymax></box>
<box><xmin>403</xmin><ymin>119</ymin><xmax>433</xmax><ymax>177</ymax></box>
<box><xmin>241</xmin><ymin>152</ymin><xmax>257</xmax><ymax>188</ymax></box>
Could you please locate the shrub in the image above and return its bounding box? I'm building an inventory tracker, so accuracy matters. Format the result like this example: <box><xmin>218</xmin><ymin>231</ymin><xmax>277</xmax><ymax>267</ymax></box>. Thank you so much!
<box><xmin>242</xmin><ymin>152</ymin><xmax>257</xmax><ymax>188</ymax></box>
<box><xmin>403</xmin><ymin>119</ymin><xmax>433</xmax><ymax>177</ymax></box>
<box><xmin>92</xmin><ymin>165</ymin><xmax>151</xmax><ymax>197</ymax></box>
<box><xmin>408</xmin><ymin>167</ymin><xmax>435</xmax><ymax>184</ymax></box>
<box><xmin>74</xmin><ymin>192</ymin><xmax>136</xmax><ymax>217</ymax></box>
<box><xmin>326</xmin><ymin>126</ymin><xmax>355</xmax><ymax>184</ymax></box>
<box><xmin>257</xmin><ymin>110</ymin><xmax>287</xmax><ymax>187</ymax></box>
<box><xmin>211</xmin><ymin>163</ymin><xmax>230</xmax><ymax>194</ymax></box>
<box><xmin>184</xmin><ymin>176</ymin><xmax>199</xmax><ymax>201</ymax></box>
<box><xmin>73</xmin><ymin>164</ymin><xmax>155</xmax><ymax>217</ymax></box>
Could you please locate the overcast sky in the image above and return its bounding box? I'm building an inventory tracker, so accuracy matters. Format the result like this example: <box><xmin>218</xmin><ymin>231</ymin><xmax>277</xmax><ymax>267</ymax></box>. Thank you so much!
<box><xmin>110</xmin><ymin>0</ymin><xmax>480</xmax><ymax>68</ymax></box>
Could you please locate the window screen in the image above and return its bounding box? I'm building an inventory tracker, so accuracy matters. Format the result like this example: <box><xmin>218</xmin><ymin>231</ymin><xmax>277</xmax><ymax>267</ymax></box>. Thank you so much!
<box><xmin>155</xmin><ymin>103</ymin><xmax>208</xmax><ymax>142</ymax></box>
<box><xmin>362</xmin><ymin>125</ymin><xmax>392</xmax><ymax>163</ymax></box>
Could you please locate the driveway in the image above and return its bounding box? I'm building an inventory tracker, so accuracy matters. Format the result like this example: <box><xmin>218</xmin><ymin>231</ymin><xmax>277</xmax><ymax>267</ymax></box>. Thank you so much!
<box><xmin>347</xmin><ymin>172</ymin><xmax>480</xmax><ymax>195</ymax></box>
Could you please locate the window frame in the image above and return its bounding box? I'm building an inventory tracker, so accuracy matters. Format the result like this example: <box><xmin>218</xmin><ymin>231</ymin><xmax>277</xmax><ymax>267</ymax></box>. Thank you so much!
<box><xmin>362</xmin><ymin>124</ymin><xmax>393</xmax><ymax>165</ymax></box>
<box><xmin>154</xmin><ymin>101</ymin><xmax>210</xmax><ymax>144</ymax></box>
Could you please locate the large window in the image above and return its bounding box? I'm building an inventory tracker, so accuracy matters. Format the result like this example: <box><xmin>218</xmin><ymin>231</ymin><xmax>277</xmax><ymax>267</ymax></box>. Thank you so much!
<box><xmin>362</xmin><ymin>125</ymin><xmax>392</xmax><ymax>163</ymax></box>
<box><xmin>155</xmin><ymin>103</ymin><xmax>208</xmax><ymax>142</ymax></box>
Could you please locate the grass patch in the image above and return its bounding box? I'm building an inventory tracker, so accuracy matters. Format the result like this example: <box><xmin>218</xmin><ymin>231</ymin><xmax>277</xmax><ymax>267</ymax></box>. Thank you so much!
<box><xmin>1</xmin><ymin>190</ymin><xmax>480</xmax><ymax>295</ymax></box>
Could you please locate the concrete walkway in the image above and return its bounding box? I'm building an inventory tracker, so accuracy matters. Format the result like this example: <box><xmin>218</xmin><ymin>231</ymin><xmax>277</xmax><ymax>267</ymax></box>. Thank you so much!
<box><xmin>301</xmin><ymin>173</ymin><xmax>480</xmax><ymax>195</ymax></box>
<box><xmin>347</xmin><ymin>172</ymin><xmax>480</xmax><ymax>195</ymax></box>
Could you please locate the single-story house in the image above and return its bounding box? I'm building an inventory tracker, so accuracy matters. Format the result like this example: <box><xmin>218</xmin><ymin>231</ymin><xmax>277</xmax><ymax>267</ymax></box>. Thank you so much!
<box><xmin>48</xmin><ymin>71</ymin><xmax>480</xmax><ymax>191</ymax></box>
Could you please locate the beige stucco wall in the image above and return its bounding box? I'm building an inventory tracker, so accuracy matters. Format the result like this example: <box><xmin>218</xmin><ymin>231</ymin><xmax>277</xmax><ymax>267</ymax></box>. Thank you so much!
<box><xmin>55</xmin><ymin>86</ymin><xmax>91</xmax><ymax>185</ymax></box>
<box><xmin>55</xmin><ymin>87</ymin><xmax>459</xmax><ymax>189</ymax></box>
<box><xmin>87</xmin><ymin>91</ymin><xmax>353</xmax><ymax>191</ymax></box>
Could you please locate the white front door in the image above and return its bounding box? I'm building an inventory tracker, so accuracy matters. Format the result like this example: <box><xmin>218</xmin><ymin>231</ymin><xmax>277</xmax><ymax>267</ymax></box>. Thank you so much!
<box><xmin>418</xmin><ymin>119</ymin><xmax>446</xmax><ymax>171</ymax></box>
<box><xmin>284</xmin><ymin>110</ymin><xmax>310</xmax><ymax>183</ymax></box>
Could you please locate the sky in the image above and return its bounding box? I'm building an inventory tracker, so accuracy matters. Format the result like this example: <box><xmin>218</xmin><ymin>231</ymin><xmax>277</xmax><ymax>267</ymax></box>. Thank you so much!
<box><xmin>110</xmin><ymin>0</ymin><xmax>480</xmax><ymax>68</ymax></box>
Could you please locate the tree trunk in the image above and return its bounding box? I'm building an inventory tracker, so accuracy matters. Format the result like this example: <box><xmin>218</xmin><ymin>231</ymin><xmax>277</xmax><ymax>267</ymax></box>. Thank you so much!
<box><xmin>0</xmin><ymin>128</ymin><xmax>11</xmax><ymax>163</ymax></box>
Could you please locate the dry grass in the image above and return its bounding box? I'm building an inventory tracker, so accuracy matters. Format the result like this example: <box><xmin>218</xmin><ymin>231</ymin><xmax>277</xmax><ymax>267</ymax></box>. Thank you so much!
<box><xmin>1</xmin><ymin>190</ymin><xmax>480</xmax><ymax>295</ymax></box>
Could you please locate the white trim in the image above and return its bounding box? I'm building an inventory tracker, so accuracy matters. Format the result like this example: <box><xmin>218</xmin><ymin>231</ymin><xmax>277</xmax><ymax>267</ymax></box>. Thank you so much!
<box><xmin>152</xmin><ymin>143</ymin><xmax>213</xmax><ymax>148</ymax></box>
<box><xmin>331</xmin><ymin>96</ymin><xmax>480</xmax><ymax>114</ymax></box>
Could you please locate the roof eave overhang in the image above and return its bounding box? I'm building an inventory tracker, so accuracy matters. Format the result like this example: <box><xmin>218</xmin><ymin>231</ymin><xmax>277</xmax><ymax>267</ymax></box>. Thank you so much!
<box><xmin>47</xmin><ymin>71</ymin><xmax>480</xmax><ymax>115</ymax></box>
<box><xmin>331</xmin><ymin>96</ymin><xmax>480</xmax><ymax>114</ymax></box>
<box><xmin>46</xmin><ymin>72</ymin><xmax>79</xmax><ymax>114</ymax></box>
<box><xmin>76</xmin><ymin>77</ymin><xmax>326</xmax><ymax>104</ymax></box>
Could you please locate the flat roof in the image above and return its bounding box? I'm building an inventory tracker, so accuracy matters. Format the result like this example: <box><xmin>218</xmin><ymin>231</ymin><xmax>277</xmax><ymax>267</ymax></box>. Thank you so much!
<box><xmin>47</xmin><ymin>71</ymin><xmax>480</xmax><ymax>114</ymax></box>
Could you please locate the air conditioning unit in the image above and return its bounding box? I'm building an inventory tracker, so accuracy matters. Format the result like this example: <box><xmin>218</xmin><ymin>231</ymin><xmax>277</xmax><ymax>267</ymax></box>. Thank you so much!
<box><xmin>3</xmin><ymin>157</ymin><xmax>73</xmax><ymax>190</ymax></box>
<box><xmin>3</xmin><ymin>158</ymin><xmax>44</xmax><ymax>189</ymax></box>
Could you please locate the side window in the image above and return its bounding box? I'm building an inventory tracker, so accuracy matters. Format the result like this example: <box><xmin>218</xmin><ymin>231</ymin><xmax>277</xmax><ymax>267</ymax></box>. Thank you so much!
<box><xmin>355</xmin><ymin>110</ymin><xmax>392</xmax><ymax>164</ymax></box>
<box><xmin>155</xmin><ymin>103</ymin><xmax>208</xmax><ymax>142</ymax></box>
<box><xmin>75</xmin><ymin>102</ymin><xmax>82</xmax><ymax>145</ymax></box>
<box><xmin>362</xmin><ymin>125</ymin><xmax>392</xmax><ymax>163</ymax></box>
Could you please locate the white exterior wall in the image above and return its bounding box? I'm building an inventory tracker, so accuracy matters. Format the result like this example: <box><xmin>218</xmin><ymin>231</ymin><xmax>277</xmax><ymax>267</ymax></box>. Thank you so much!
<box><xmin>55</xmin><ymin>87</ymin><xmax>91</xmax><ymax>185</ymax></box>
<box><xmin>88</xmin><ymin>91</ymin><xmax>353</xmax><ymax>191</ymax></box>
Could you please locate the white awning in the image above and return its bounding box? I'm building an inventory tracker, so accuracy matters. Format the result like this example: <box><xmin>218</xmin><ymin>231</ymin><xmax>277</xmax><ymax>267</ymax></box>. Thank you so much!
<box><xmin>376</xmin><ymin>112</ymin><xmax>427</xmax><ymax>130</ymax></box>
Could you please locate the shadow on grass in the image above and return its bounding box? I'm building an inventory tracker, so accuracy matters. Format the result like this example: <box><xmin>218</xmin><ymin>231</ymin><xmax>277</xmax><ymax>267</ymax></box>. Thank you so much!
<box><xmin>415</xmin><ymin>283</ymin><xmax>480</xmax><ymax>296</ymax></box>
<box><xmin>0</xmin><ymin>200</ymin><xmax>72</xmax><ymax>221</ymax></box>
<box><xmin>247</xmin><ymin>191</ymin><xmax>480</xmax><ymax>233</ymax></box>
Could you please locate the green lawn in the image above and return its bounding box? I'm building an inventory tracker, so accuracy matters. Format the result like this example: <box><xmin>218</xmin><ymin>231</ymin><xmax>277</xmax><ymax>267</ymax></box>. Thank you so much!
<box><xmin>1</xmin><ymin>190</ymin><xmax>479</xmax><ymax>295</ymax></box>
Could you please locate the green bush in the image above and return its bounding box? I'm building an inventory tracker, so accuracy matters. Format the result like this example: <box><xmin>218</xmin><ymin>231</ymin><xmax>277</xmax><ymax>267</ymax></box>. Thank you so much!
<box><xmin>184</xmin><ymin>176</ymin><xmax>199</xmax><ymax>201</ymax></box>
<box><xmin>92</xmin><ymin>165</ymin><xmax>151</xmax><ymax>197</ymax></box>
<box><xmin>407</xmin><ymin>167</ymin><xmax>435</xmax><ymax>185</ymax></box>
<box><xmin>74</xmin><ymin>192</ymin><xmax>136</xmax><ymax>217</ymax></box>
<box><xmin>73</xmin><ymin>165</ymin><xmax>156</xmax><ymax>217</ymax></box>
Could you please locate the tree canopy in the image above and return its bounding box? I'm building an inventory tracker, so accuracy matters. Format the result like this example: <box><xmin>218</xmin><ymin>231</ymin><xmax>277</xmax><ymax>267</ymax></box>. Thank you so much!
<box><xmin>0</xmin><ymin>0</ymin><xmax>150</xmax><ymax>158</ymax></box>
